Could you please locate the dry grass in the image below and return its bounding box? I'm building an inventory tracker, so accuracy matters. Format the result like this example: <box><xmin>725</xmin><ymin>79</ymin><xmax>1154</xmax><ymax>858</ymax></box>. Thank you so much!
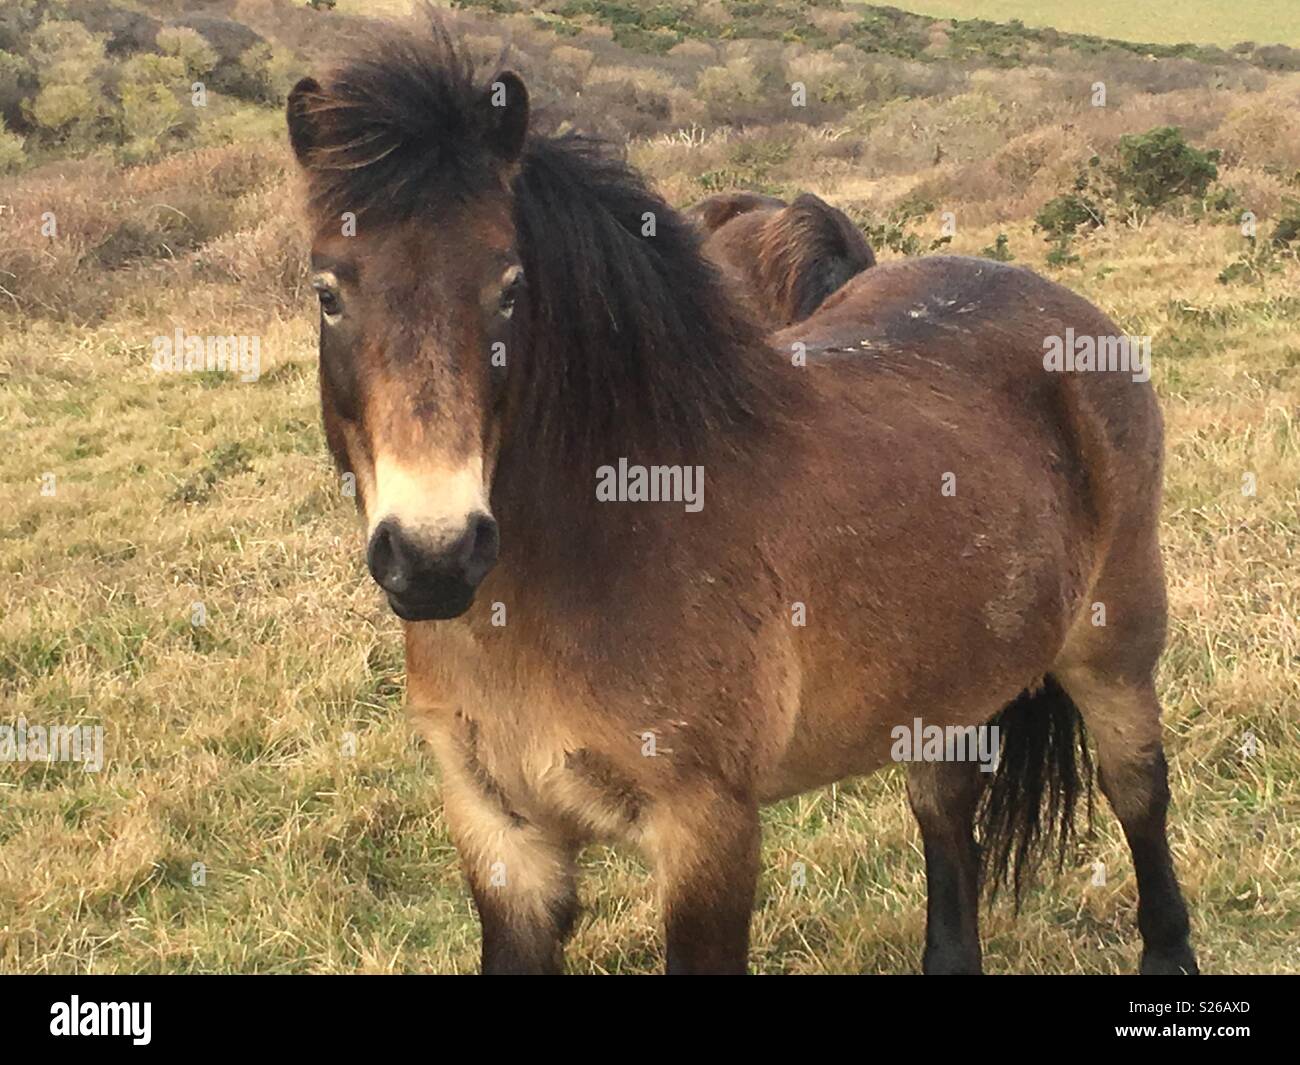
<box><xmin>1</xmin><ymin>0</ymin><xmax>1297</xmax><ymax>974</ymax></box>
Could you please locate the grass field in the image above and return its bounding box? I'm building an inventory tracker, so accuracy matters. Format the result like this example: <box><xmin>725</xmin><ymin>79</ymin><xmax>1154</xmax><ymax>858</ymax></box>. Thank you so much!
<box><xmin>890</xmin><ymin>0</ymin><xmax>1300</xmax><ymax>48</ymax></box>
<box><xmin>1</xmin><ymin>0</ymin><xmax>1298</xmax><ymax>973</ymax></box>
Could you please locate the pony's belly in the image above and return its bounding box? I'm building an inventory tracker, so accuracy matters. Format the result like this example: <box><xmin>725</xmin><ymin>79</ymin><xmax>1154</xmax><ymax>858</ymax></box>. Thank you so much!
<box><xmin>758</xmin><ymin>746</ymin><xmax>893</xmax><ymax>804</ymax></box>
<box><xmin>757</xmin><ymin>693</ymin><xmax>898</xmax><ymax>802</ymax></box>
<box><xmin>754</xmin><ymin>656</ymin><xmax>1036</xmax><ymax>804</ymax></box>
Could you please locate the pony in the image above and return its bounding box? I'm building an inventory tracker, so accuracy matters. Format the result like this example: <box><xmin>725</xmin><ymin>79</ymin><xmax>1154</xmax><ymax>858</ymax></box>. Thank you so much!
<box><xmin>286</xmin><ymin>14</ymin><xmax>1197</xmax><ymax>975</ymax></box>
<box><xmin>688</xmin><ymin>190</ymin><xmax>876</xmax><ymax>329</ymax></box>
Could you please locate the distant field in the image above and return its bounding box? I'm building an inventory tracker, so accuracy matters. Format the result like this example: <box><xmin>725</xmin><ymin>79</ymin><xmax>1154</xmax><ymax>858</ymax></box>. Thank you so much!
<box><xmin>888</xmin><ymin>0</ymin><xmax>1300</xmax><ymax>47</ymax></box>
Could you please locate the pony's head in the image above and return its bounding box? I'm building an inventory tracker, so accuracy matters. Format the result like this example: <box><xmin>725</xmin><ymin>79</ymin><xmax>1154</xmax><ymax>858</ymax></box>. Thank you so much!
<box><xmin>287</xmin><ymin>23</ymin><xmax>528</xmax><ymax>620</ymax></box>
<box><xmin>289</xmin><ymin>15</ymin><xmax>776</xmax><ymax>621</ymax></box>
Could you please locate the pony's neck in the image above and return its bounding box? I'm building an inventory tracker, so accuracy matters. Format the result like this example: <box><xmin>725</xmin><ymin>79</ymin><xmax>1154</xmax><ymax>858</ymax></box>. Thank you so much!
<box><xmin>489</xmin><ymin>134</ymin><xmax>798</xmax><ymax>592</ymax></box>
<box><xmin>497</xmin><ymin>132</ymin><xmax>792</xmax><ymax>486</ymax></box>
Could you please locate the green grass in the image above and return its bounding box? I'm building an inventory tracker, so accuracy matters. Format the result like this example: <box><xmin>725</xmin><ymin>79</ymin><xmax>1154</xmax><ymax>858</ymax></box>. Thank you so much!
<box><xmin>890</xmin><ymin>1</ymin><xmax>1300</xmax><ymax>47</ymax></box>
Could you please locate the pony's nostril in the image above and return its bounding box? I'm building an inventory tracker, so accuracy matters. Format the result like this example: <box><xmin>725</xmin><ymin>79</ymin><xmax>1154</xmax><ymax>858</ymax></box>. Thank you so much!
<box><xmin>371</xmin><ymin>515</ymin><xmax>497</xmax><ymax>600</ymax></box>
<box><xmin>367</xmin><ymin>519</ymin><xmax>410</xmax><ymax>594</ymax></box>
<box><xmin>463</xmin><ymin>512</ymin><xmax>500</xmax><ymax>581</ymax></box>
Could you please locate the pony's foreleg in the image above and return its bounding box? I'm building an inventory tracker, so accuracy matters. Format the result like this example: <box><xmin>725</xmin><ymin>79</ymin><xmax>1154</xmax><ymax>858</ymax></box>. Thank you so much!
<box><xmin>1055</xmin><ymin>667</ymin><xmax>1198</xmax><ymax>975</ymax></box>
<box><xmin>644</xmin><ymin>790</ymin><xmax>760</xmax><ymax>974</ymax></box>
<box><xmin>443</xmin><ymin>782</ymin><xmax>578</xmax><ymax>974</ymax></box>
<box><xmin>906</xmin><ymin>760</ymin><xmax>986</xmax><ymax>974</ymax></box>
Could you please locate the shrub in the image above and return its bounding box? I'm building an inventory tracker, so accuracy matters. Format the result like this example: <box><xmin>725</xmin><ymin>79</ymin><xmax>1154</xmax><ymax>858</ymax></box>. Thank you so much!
<box><xmin>169</xmin><ymin>15</ymin><xmax>268</xmax><ymax>102</ymax></box>
<box><xmin>1271</xmin><ymin>199</ymin><xmax>1300</xmax><ymax>247</ymax></box>
<box><xmin>1218</xmin><ymin>198</ymin><xmax>1300</xmax><ymax>284</ymax></box>
<box><xmin>28</xmin><ymin>82</ymin><xmax>100</xmax><ymax>141</ymax></box>
<box><xmin>235</xmin><ymin>43</ymin><xmax>301</xmax><ymax>106</ymax></box>
<box><xmin>1033</xmin><ymin>128</ymin><xmax>1226</xmax><ymax>265</ymax></box>
<box><xmin>1035</xmin><ymin>190</ymin><xmax>1105</xmax><ymax>237</ymax></box>
<box><xmin>27</xmin><ymin>19</ymin><xmax>106</xmax><ymax>78</ymax></box>
<box><xmin>786</xmin><ymin>53</ymin><xmax>860</xmax><ymax>105</ymax></box>
<box><xmin>1108</xmin><ymin>126</ymin><xmax>1219</xmax><ymax>210</ymax></box>
<box><xmin>550</xmin><ymin>44</ymin><xmax>595</xmax><ymax>89</ymax></box>
<box><xmin>1253</xmin><ymin>44</ymin><xmax>1300</xmax><ymax>72</ymax></box>
<box><xmin>1045</xmin><ymin>240</ymin><xmax>1080</xmax><ymax>268</ymax></box>
<box><xmin>0</xmin><ymin>49</ymin><xmax>32</xmax><ymax>130</ymax></box>
<box><xmin>118</xmin><ymin>80</ymin><xmax>185</xmax><ymax>148</ymax></box>
<box><xmin>156</xmin><ymin>26</ymin><xmax>219</xmax><ymax>80</ymax></box>
<box><xmin>696</xmin><ymin>57</ymin><xmax>763</xmax><ymax>116</ymax></box>
<box><xmin>21</xmin><ymin>19</ymin><xmax>109</xmax><ymax>148</ymax></box>
<box><xmin>667</xmin><ymin>39</ymin><xmax>715</xmax><ymax>61</ymax></box>
<box><xmin>1214</xmin><ymin>97</ymin><xmax>1300</xmax><ymax>172</ymax></box>
<box><xmin>979</xmin><ymin>233</ymin><xmax>1014</xmax><ymax>261</ymax></box>
<box><xmin>119</xmin><ymin>53</ymin><xmax>187</xmax><ymax>86</ymax></box>
<box><xmin>58</xmin><ymin>0</ymin><xmax>161</xmax><ymax>56</ymax></box>
<box><xmin>0</xmin><ymin>115</ymin><xmax>24</xmax><ymax>172</ymax></box>
<box><xmin>842</xmin><ymin>201</ymin><xmax>949</xmax><ymax>257</ymax></box>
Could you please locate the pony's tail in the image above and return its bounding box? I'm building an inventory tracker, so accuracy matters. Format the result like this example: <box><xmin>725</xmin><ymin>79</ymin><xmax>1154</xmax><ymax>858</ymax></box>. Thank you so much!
<box><xmin>977</xmin><ymin>675</ymin><xmax>1095</xmax><ymax>907</ymax></box>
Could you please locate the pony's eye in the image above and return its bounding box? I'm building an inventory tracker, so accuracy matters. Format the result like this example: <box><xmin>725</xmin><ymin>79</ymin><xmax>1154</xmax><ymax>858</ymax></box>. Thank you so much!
<box><xmin>498</xmin><ymin>266</ymin><xmax>524</xmax><ymax>319</ymax></box>
<box><xmin>313</xmin><ymin>277</ymin><xmax>342</xmax><ymax>319</ymax></box>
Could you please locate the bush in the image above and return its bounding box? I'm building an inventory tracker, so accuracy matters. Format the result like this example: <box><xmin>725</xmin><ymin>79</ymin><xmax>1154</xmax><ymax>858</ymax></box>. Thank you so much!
<box><xmin>1035</xmin><ymin>190</ymin><xmax>1105</xmax><ymax>237</ymax></box>
<box><xmin>156</xmin><ymin>26</ymin><xmax>219</xmax><ymax>80</ymax></box>
<box><xmin>696</xmin><ymin>57</ymin><xmax>763</xmax><ymax>117</ymax></box>
<box><xmin>550</xmin><ymin>44</ymin><xmax>595</xmax><ymax>90</ymax></box>
<box><xmin>168</xmin><ymin>15</ymin><xmax>268</xmax><ymax>102</ymax></box>
<box><xmin>119</xmin><ymin>80</ymin><xmax>184</xmax><ymax>147</ymax></box>
<box><xmin>0</xmin><ymin>49</ymin><xmax>32</xmax><ymax>130</ymax></box>
<box><xmin>1033</xmin><ymin>127</ymin><xmax>1227</xmax><ymax>266</ymax></box>
<box><xmin>1218</xmin><ymin>199</ymin><xmax>1300</xmax><ymax>284</ymax></box>
<box><xmin>28</xmin><ymin>19</ymin><xmax>106</xmax><ymax>78</ymax></box>
<box><xmin>1109</xmin><ymin>126</ymin><xmax>1219</xmax><ymax>210</ymax></box>
<box><xmin>841</xmin><ymin>200</ymin><xmax>949</xmax><ymax>257</ymax></box>
<box><xmin>21</xmin><ymin>19</ymin><xmax>110</xmax><ymax>148</ymax></box>
<box><xmin>60</xmin><ymin>1</ymin><xmax>161</xmax><ymax>57</ymax></box>
<box><xmin>1254</xmin><ymin>44</ymin><xmax>1300</xmax><ymax>72</ymax></box>
<box><xmin>1272</xmin><ymin>199</ymin><xmax>1300</xmax><ymax>247</ymax></box>
<box><xmin>979</xmin><ymin>233</ymin><xmax>1014</xmax><ymax>261</ymax></box>
<box><xmin>235</xmin><ymin>43</ymin><xmax>301</xmax><ymax>106</ymax></box>
<box><xmin>0</xmin><ymin>115</ymin><xmax>24</xmax><ymax>172</ymax></box>
<box><xmin>786</xmin><ymin>52</ymin><xmax>862</xmax><ymax>106</ymax></box>
<box><xmin>119</xmin><ymin>53</ymin><xmax>187</xmax><ymax>86</ymax></box>
<box><xmin>28</xmin><ymin>82</ymin><xmax>100</xmax><ymax>141</ymax></box>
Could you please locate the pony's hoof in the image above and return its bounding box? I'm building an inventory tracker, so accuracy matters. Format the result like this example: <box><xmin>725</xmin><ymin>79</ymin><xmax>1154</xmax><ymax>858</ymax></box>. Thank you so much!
<box><xmin>922</xmin><ymin>948</ymin><xmax>983</xmax><ymax>975</ymax></box>
<box><xmin>1140</xmin><ymin>946</ymin><xmax>1199</xmax><ymax>975</ymax></box>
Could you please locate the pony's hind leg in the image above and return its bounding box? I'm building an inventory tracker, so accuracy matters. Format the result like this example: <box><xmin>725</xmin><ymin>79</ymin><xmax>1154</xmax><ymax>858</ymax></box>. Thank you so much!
<box><xmin>907</xmin><ymin>760</ymin><xmax>986</xmax><ymax>974</ymax></box>
<box><xmin>1053</xmin><ymin>665</ymin><xmax>1198</xmax><ymax>974</ymax></box>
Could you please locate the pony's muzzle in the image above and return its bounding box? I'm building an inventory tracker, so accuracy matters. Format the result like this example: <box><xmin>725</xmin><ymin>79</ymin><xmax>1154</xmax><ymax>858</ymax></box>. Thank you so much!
<box><xmin>366</xmin><ymin>513</ymin><xmax>499</xmax><ymax>620</ymax></box>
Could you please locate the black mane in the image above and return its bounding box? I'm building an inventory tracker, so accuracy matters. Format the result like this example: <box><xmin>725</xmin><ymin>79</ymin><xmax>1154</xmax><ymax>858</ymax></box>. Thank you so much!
<box><xmin>293</xmin><ymin>16</ymin><xmax>492</xmax><ymax>224</ymax></box>
<box><xmin>505</xmin><ymin>133</ymin><xmax>776</xmax><ymax>473</ymax></box>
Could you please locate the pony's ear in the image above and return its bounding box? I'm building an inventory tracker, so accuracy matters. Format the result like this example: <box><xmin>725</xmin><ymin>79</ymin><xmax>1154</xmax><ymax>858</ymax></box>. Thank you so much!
<box><xmin>482</xmin><ymin>71</ymin><xmax>529</xmax><ymax>162</ymax></box>
<box><xmin>286</xmin><ymin>76</ymin><xmax>323</xmax><ymax>166</ymax></box>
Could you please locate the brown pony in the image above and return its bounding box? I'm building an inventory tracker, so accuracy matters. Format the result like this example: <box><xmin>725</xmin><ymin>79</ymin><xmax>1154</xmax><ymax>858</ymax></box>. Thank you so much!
<box><xmin>688</xmin><ymin>191</ymin><xmax>876</xmax><ymax>330</ymax></box>
<box><xmin>286</xmin><ymin>15</ymin><xmax>1197</xmax><ymax>975</ymax></box>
